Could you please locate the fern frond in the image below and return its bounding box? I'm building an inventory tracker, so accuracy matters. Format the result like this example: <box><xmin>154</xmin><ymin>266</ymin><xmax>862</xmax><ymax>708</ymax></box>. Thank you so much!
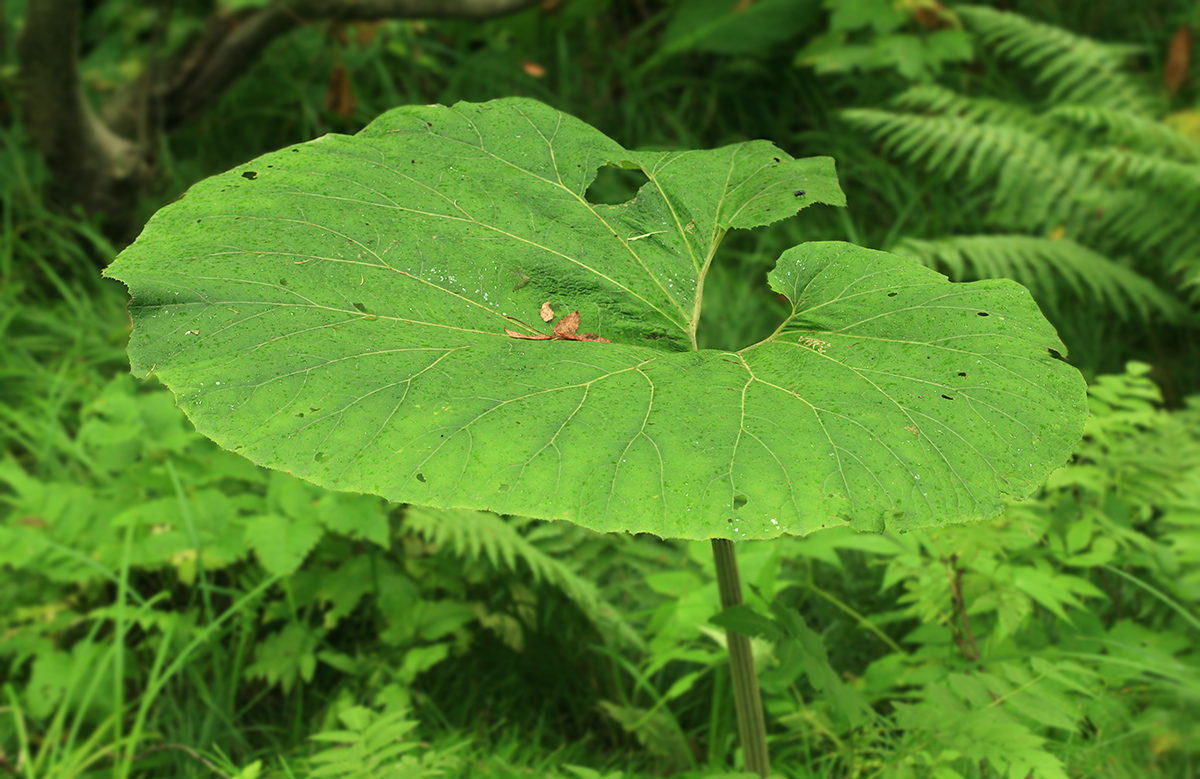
<box><xmin>895</xmin><ymin>235</ymin><xmax>1183</xmax><ymax>321</ymax></box>
<box><xmin>1049</xmin><ymin>105</ymin><xmax>1200</xmax><ymax>160</ymax></box>
<box><xmin>958</xmin><ymin>5</ymin><xmax>1153</xmax><ymax>113</ymax></box>
<box><xmin>308</xmin><ymin>706</ymin><xmax>458</xmax><ymax>779</ymax></box>
<box><xmin>892</xmin><ymin>84</ymin><xmax>1042</xmax><ymax>130</ymax></box>
<box><xmin>1089</xmin><ymin>187</ymin><xmax>1200</xmax><ymax>268</ymax></box>
<box><xmin>1084</xmin><ymin>148</ymin><xmax>1200</xmax><ymax>195</ymax></box>
<box><xmin>403</xmin><ymin>507</ymin><xmax>643</xmax><ymax>648</ymax></box>
<box><xmin>842</xmin><ymin>108</ymin><xmax>1091</xmax><ymax>231</ymax></box>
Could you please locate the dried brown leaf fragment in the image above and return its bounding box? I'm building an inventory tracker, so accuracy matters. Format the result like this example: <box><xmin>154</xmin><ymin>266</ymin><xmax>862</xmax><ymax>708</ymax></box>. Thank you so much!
<box><xmin>503</xmin><ymin>309</ymin><xmax>611</xmax><ymax>343</ymax></box>
<box><xmin>504</xmin><ymin>328</ymin><xmax>553</xmax><ymax>340</ymax></box>
<box><xmin>552</xmin><ymin>310</ymin><xmax>580</xmax><ymax>337</ymax></box>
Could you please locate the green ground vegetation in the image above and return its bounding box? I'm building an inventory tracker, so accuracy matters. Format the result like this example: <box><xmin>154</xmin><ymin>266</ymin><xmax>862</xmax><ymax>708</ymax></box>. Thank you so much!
<box><xmin>2</xmin><ymin>1</ymin><xmax>1199</xmax><ymax>777</ymax></box>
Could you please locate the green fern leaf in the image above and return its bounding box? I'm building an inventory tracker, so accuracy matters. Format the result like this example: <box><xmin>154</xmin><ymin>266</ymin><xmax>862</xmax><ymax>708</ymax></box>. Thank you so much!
<box><xmin>896</xmin><ymin>235</ymin><xmax>1184</xmax><ymax>321</ymax></box>
<box><xmin>403</xmin><ymin>507</ymin><xmax>643</xmax><ymax>649</ymax></box>
<box><xmin>958</xmin><ymin>5</ymin><xmax>1153</xmax><ymax>113</ymax></box>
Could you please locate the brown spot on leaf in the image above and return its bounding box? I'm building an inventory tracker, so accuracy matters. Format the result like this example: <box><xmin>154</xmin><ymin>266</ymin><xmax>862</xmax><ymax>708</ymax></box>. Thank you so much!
<box><xmin>540</xmin><ymin>302</ymin><xmax>555</xmax><ymax>322</ymax></box>
<box><xmin>1165</xmin><ymin>25</ymin><xmax>1192</xmax><ymax>95</ymax></box>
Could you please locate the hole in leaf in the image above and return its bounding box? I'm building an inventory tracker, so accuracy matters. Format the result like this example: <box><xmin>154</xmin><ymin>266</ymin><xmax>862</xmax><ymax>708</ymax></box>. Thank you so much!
<box><xmin>733</xmin><ymin>493</ymin><xmax>748</xmax><ymax>509</ymax></box>
<box><xmin>416</xmin><ymin>472</ymin><xmax>427</xmax><ymax>483</ymax></box>
<box><xmin>241</xmin><ymin>171</ymin><xmax>258</xmax><ymax>180</ymax></box>
<box><xmin>957</xmin><ymin>371</ymin><xmax>967</xmax><ymax>377</ymax></box>
<box><xmin>352</xmin><ymin>302</ymin><xmax>369</xmax><ymax>314</ymax></box>
<box><xmin>941</xmin><ymin>394</ymin><xmax>954</xmax><ymax>401</ymax></box>
<box><xmin>887</xmin><ymin>291</ymin><xmax>898</xmax><ymax>297</ymax></box>
<box><xmin>976</xmin><ymin>311</ymin><xmax>990</xmax><ymax>317</ymax></box>
<box><xmin>585</xmin><ymin>165</ymin><xmax>649</xmax><ymax>205</ymax></box>
<box><xmin>314</xmin><ymin>451</ymin><xmax>326</xmax><ymax>462</ymax></box>
<box><xmin>279</xmin><ymin>278</ymin><xmax>289</xmax><ymax>286</ymax></box>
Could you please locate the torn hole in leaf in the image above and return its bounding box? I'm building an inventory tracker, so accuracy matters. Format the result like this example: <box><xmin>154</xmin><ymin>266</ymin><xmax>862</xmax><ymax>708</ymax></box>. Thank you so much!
<box><xmin>696</xmin><ymin>261</ymin><xmax>790</xmax><ymax>351</ymax></box>
<box><xmin>733</xmin><ymin>493</ymin><xmax>748</xmax><ymax>510</ymax></box>
<box><xmin>584</xmin><ymin>164</ymin><xmax>649</xmax><ymax>205</ymax></box>
<box><xmin>415</xmin><ymin>472</ymin><xmax>427</xmax><ymax>483</ymax></box>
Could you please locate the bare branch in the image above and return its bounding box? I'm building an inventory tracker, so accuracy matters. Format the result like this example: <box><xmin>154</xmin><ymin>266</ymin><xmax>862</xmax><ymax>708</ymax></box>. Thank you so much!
<box><xmin>132</xmin><ymin>0</ymin><xmax>542</xmax><ymax>132</ymax></box>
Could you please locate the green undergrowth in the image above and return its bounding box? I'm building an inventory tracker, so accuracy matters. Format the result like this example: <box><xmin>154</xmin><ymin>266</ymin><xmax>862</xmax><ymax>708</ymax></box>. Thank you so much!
<box><xmin>4</xmin><ymin>1</ymin><xmax>1200</xmax><ymax>776</ymax></box>
<box><xmin>2</xmin><ymin>271</ymin><xmax>1199</xmax><ymax>776</ymax></box>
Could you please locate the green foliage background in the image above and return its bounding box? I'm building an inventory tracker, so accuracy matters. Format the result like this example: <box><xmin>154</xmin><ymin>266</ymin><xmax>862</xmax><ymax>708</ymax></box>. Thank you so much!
<box><xmin>2</xmin><ymin>0</ymin><xmax>1199</xmax><ymax>777</ymax></box>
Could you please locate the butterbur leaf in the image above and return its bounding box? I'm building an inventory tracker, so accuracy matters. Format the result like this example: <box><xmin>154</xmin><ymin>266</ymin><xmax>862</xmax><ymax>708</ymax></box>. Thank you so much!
<box><xmin>104</xmin><ymin>97</ymin><xmax>1086</xmax><ymax>540</ymax></box>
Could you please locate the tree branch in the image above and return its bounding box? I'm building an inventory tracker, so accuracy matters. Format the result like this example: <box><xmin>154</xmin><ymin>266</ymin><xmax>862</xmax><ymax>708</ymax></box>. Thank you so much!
<box><xmin>108</xmin><ymin>0</ymin><xmax>542</xmax><ymax>134</ymax></box>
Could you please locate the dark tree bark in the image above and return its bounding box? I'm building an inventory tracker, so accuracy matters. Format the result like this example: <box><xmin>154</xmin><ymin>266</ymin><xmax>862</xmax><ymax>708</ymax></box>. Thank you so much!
<box><xmin>17</xmin><ymin>0</ymin><xmax>543</xmax><ymax>244</ymax></box>
<box><xmin>18</xmin><ymin>0</ymin><xmax>155</xmax><ymax>240</ymax></box>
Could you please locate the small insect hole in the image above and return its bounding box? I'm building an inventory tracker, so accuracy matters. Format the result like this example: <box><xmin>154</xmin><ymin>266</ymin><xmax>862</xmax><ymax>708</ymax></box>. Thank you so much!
<box><xmin>241</xmin><ymin>171</ymin><xmax>258</xmax><ymax>180</ymax></box>
<box><xmin>976</xmin><ymin>311</ymin><xmax>990</xmax><ymax>317</ymax></box>
<box><xmin>415</xmin><ymin>472</ymin><xmax>427</xmax><ymax>483</ymax></box>
<box><xmin>941</xmin><ymin>394</ymin><xmax>954</xmax><ymax>401</ymax></box>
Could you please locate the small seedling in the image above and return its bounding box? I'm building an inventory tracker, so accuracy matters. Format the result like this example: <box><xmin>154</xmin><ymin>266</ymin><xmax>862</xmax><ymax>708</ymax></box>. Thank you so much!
<box><xmin>104</xmin><ymin>97</ymin><xmax>1087</xmax><ymax>776</ymax></box>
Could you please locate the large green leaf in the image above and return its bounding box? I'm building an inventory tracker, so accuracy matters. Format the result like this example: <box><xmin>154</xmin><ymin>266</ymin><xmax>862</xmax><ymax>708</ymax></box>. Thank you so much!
<box><xmin>104</xmin><ymin>97</ymin><xmax>1086</xmax><ymax>540</ymax></box>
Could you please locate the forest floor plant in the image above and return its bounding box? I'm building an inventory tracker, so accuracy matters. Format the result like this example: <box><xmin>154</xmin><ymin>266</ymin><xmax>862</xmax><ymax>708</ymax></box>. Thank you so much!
<box><xmin>103</xmin><ymin>97</ymin><xmax>1087</xmax><ymax>776</ymax></box>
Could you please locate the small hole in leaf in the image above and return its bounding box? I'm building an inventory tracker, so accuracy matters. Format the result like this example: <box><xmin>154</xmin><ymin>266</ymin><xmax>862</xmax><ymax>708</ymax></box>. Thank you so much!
<box><xmin>733</xmin><ymin>493</ymin><xmax>748</xmax><ymax>509</ymax></box>
<box><xmin>295</xmin><ymin>411</ymin><xmax>305</xmax><ymax>418</ymax></box>
<box><xmin>499</xmin><ymin>483</ymin><xmax>510</xmax><ymax>492</ymax></box>
<box><xmin>772</xmin><ymin>157</ymin><xmax>781</xmax><ymax>162</ymax></box>
<box><xmin>314</xmin><ymin>451</ymin><xmax>326</xmax><ymax>462</ymax></box>
<box><xmin>241</xmin><ymin>171</ymin><xmax>257</xmax><ymax>180</ymax></box>
<box><xmin>416</xmin><ymin>472</ymin><xmax>427</xmax><ymax>483</ymax></box>
<box><xmin>279</xmin><ymin>278</ymin><xmax>289</xmax><ymax>286</ymax></box>
<box><xmin>957</xmin><ymin>371</ymin><xmax>967</xmax><ymax>377</ymax></box>
<box><xmin>941</xmin><ymin>394</ymin><xmax>954</xmax><ymax>401</ymax></box>
<box><xmin>1048</xmin><ymin>347</ymin><xmax>1067</xmax><ymax>362</ymax></box>
<box><xmin>352</xmin><ymin>302</ymin><xmax>369</xmax><ymax>313</ymax></box>
<box><xmin>585</xmin><ymin>165</ymin><xmax>649</xmax><ymax>205</ymax></box>
<box><xmin>976</xmin><ymin>311</ymin><xmax>990</xmax><ymax>317</ymax></box>
<box><xmin>887</xmin><ymin>291</ymin><xmax>898</xmax><ymax>297</ymax></box>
